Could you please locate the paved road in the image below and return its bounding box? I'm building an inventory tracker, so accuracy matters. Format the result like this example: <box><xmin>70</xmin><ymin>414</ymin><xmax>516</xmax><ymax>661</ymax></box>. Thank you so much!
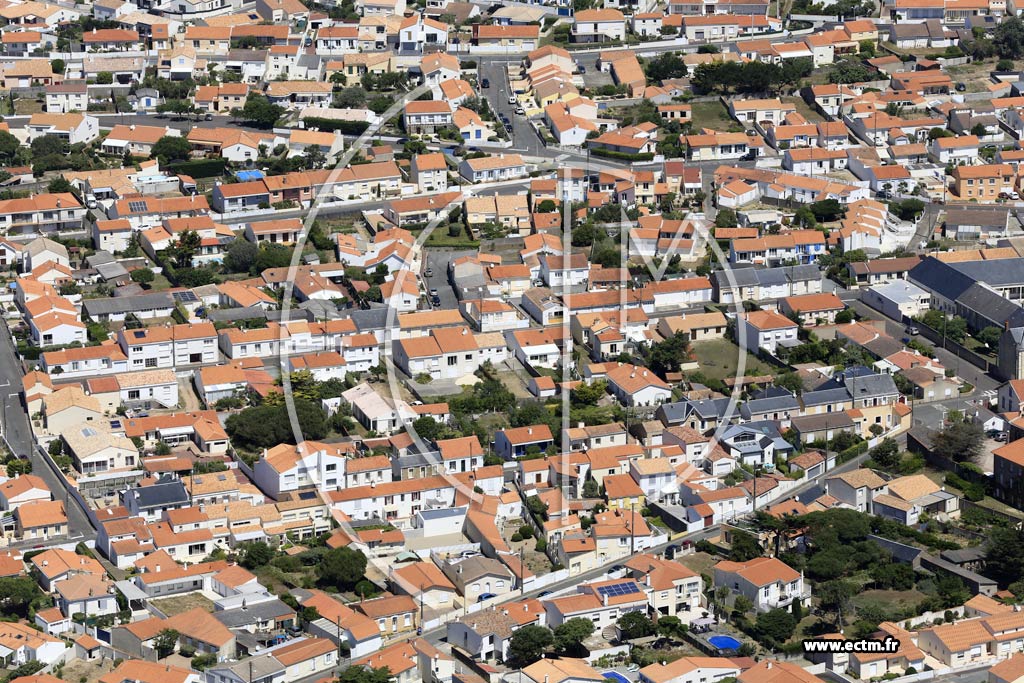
<box><xmin>424</xmin><ymin>248</ymin><xmax>474</xmax><ymax>311</ymax></box>
<box><xmin>0</xmin><ymin>326</ymin><xmax>95</xmax><ymax>540</ymax></box>
<box><xmin>849</xmin><ymin>297</ymin><xmax>999</xmax><ymax>397</ymax></box>
<box><xmin>478</xmin><ymin>58</ymin><xmax>547</xmax><ymax>157</ymax></box>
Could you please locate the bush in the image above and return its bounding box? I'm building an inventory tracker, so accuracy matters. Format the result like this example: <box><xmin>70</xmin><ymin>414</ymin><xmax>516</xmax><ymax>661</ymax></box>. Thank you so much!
<box><xmin>511</xmin><ymin>533</ymin><xmax>523</xmax><ymax>542</ymax></box>
<box><xmin>587</xmin><ymin>147</ymin><xmax>655</xmax><ymax>162</ymax></box>
<box><xmin>300</xmin><ymin>117</ymin><xmax>371</xmax><ymax>135</ymax></box>
<box><xmin>164</xmin><ymin>158</ymin><xmax>226</xmax><ymax>178</ymax></box>
<box><xmin>518</xmin><ymin>525</ymin><xmax>534</xmax><ymax>539</ymax></box>
<box><xmin>535</xmin><ymin>537</ymin><xmax>547</xmax><ymax>552</ymax></box>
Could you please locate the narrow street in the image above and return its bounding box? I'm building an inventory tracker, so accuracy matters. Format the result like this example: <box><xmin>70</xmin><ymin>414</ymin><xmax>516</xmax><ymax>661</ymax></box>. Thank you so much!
<box><xmin>0</xmin><ymin>325</ymin><xmax>96</xmax><ymax>540</ymax></box>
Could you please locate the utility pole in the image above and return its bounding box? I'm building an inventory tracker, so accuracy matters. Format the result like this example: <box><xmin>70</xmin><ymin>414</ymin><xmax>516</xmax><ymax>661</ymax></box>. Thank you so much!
<box><xmin>630</xmin><ymin>501</ymin><xmax>635</xmax><ymax>554</ymax></box>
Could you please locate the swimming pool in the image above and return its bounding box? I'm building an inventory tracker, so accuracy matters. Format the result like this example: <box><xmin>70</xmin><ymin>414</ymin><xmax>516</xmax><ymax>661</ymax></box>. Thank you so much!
<box><xmin>603</xmin><ymin>672</ymin><xmax>631</xmax><ymax>683</ymax></box>
<box><xmin>708</xmin><ymin>635</ymin><xmax>742</xmax><ymax>650</ymax></box>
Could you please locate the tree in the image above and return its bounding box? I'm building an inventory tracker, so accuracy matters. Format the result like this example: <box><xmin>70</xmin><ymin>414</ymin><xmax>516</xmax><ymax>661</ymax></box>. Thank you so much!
<box><xmin>239</xmin><ymin>541</ymin><xmax>274</xmax><ymax>569</ymax></box>
<box><xmin>536</xmin><ymin>199</ymin><xmax>557</xmax><ymax>213</ymax></box>
<box><xmin>168</xmin><ymin>230</ymin><xmax>201</xmax><ymax>269</ymax></box>
<box><xmin>834</xmin><ymin>309</ymin><xmax>854</xmax><ymax>324</ymax></box>
<box><xmin>50</xmin><ymin>58</ymin><xmax>65</xmax><ymax>74</ymax></box>
<box><xmin>733</xmin><ymin>595</ymin><xmax>754</xmax><ymax>614</ymax></box>
<box><xmin>130</xmin><ymin>268</ymin><xmax>155</xmax><ymax>286</ymax></box>
<box><xmin>238</xmin><ymin>94</ymin><xmax>284</xmax><ymax>128</ymax></box>
<box><xmin>928</xmin><ymin>127</ymin><xmax>954</xmax><ymax>140</ymax></box>
<box><xmin>978</xmin><ymin>326</ymin><xmax>1002</xmax><ymax>350</ymax></box>
<box><xmin>972</xmin><ymin>123</ymin><xmax>988</xmax><ymax>137</ymax></box>
<box><xmin>553</xmin><ymin>617</ymin><xmax>594</xmax><ymax>656</ymax></box>
<box><xmin>337</xmin><ymin>666</ymin><xmax>394</xmax><ymax>683</ymax></box>
<box><xmin>224</xmin><ymin>400</ymin><xmax>328</xmax><ymax>449</ymax></box>
<box><xmin>47</xmin><ymin>176</ymin><xmax>73</xmax><ymax>194</ymax></box>
<box><xmin>31</xmin><ymin>134</ymin><xmax>66</xmax><ymax>158</ymax></box>
<box><xmin>303</xmin><ymin>145</ymin><xmax>327</xmax><ymax>170</ymax></box>
<box><xmin>0</xmin><ymin>576</ymin><xmax>42</xmax><ymax>619</ymax></box>
<box><xmin>254</xmin><ymin>242</ymin><xmax>293</xmax><ymax>272</ymax></box>
<box><xmin>571</xmin><ymin>380</ymin><xmax>606</xmax><ymax>406</ymax></box>
<box><xmin>225</xmin><ymin>239</ymin><xmax>259</xmax><ymax>273</ymax></box>
<box><xmin>755</xmin><ymin>608</ymin><xmax>796</xmax><ymax>645</ymax></box>
<box><xmin>995</xmin><ymin>16</ymin><xmax>1024</xmax><ymax>59</ymax></box>
<box><xmin>657</xmin><ymin>615</ymin><xmax>687</xmax><ymax>639</ymax></box>
<box><xmin>582</xmin><ymin>479</ymin><xmax>600</xmax><ymax>498</ymax></box>
<box><xmin>870</xmin><ymin>437</ymin><xmax>901</xmax><ymax>470</ymax></box>
<box><xmin>933</xmin><ymin>418</ymin><xmax>983</xmax><ymax>463</ymax></box>
<box><xmin>828</xmin><ymin>59</ymin><xmax>873</xmax><ymax>84</ymax></box>
<box><xmin>987</xmin><ymin>527</ymin><xmax>1024</xmax><ymax>586</ymax></box>
<box><xmin>647</xmin><ymin>332</ymin><xmax>689</xmax><ymax>377</ymax></box>
<box><xmin>729</xmin><ymin>530</ymin><xmax>762</xmax><ymax>561</ymax></box>
<box><xmin>153</xmin><ymin>629</ymin><xmax>179</xmax><ymax>658</ymax></box>
<box><xmin>152</xmin><ymin>135</ymin><xmax>192</xmax><ymax>162</ymax></box>
<box><xmin>0</xmin><ymin>130</ymin><xmax>21</xmax><ymax>163</ymax></box>
<box><xmin>715</xmin><ymin>207</ymin><xmax>738</xmax><ymax>228</ymax></box>
<box><xmin>333</xmin><ymin>87</ymin><xmax>367</xmax><ymax>109</ymax></box>
<box><xmin>96</xmin><ymin>71</ymin><xmax>113</xmax><ymax>84</ymax></box>
<box><xmin>617</xmin><ymin>612</ymin><xmax>655</xmax><ymax>640</ymax></box>
<box><xmin>774</xmin><ymin>371</ymin><xmax>803</xmax><ymax>395</ymax></box>
<box><xmin>858</xmin><ymin>39</ymin><xmax>876</xmax><ymax>56</ymax></box>
<box><xmin>317</xmin><ymin>546</ymin><xmax>367</xmax><ymax>590</ymax></box>
<box><xmin>508</xmin><ymin>625</ymin><xmax>553</xmax><ymax>666</ymax></box>
<box><xmin>810</xmin><ymin>199</ymin><xmax>843</xmax><ymax>222</ymax></box>
<box><xmin>817</xmin><ymin>580</ymin><xmax>856</xmax><ymax>624</ymax></box>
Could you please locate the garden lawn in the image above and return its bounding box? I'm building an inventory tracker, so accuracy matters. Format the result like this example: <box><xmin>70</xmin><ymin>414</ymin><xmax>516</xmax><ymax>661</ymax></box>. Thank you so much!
<box><xmin>690</xmin><ymin>339</ymin><xmax>771</xmax><ymax>382</ymax></box>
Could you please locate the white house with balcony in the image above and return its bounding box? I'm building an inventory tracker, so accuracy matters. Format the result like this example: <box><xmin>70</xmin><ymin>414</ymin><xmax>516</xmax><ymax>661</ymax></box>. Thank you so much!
<box><xmin>713</xmin><ymin>557</ymin><xmax>810</xmax><ymax>612</ymax></box>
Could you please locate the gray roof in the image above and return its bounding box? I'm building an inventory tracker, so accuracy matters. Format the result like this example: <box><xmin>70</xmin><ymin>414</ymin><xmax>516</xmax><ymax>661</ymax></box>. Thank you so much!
<box><xmin>209</xmin><ymin>653</ymin><xmax>284</xmax><ymax>680</ymax></box>
<box><xmin>739</xmin><ymin>394</ymin><xmax>800</xmax><ymax>419</ymax></box>
<box><xmin>908</xmin><ymin>256</ymin><xmax>977</xmax><ymax>303</ymax></box>
<box><xmin>790</xmin><ymin>412</ymin><xmax>855</xmax><ymax>431</ymax></box>
<box><xmin>712</xmin><ymin>264</ymin><xmax>820</xmax><ymax>291</ymax></box>
<box><xmin>800</xmin><ymin>387</ymin><xmax>851</xmax><ymax>407</ymax></box>
<box><xmin>83</xmin><ymin>292</ymin><xmax>175</xmax><ymax>316</ymax></box>
<box><xmin>123</xmin><ymin>477</ymin><xmax>188</xmax><ymax>510</ymax></box>
<box><xmin>949</xmin><ymin>258</ymin><xmax>1024</xmax><ymax>288</ymax></box>
<box><xmin>207</xmin><ymin>307</ymin><xmax>268</xmax><ymax>323</ymax></box>
<box><xmin>347</xmin><ymin>307</ymin><xmax>392</xmax><ymax>333</ymax></box>
<box><xmin>945</xmin><ymin>206</ymin><xmax>1010</xmax><ymax>230</ymax></box>
<box><xmin>446</xmin><ymin>556</ymin><xmax>513</xmax><ymax>584</ymax></box>
<box><xmin>844</xmin><ymin>372</ymin><xmax>899</xmax><ymax>399</ymax></box>
<box><xmin>955</xmin><ymin>282</ymin><xmax>1024</xmax><ymax>327</ymax></box>
<box><xmin>656</xmin><ymin>397</ymin><xmax>732</xmax><ymax>425</ymax></box>
<box><xmin>213</xmin><ymin>598</ymin><xmax>295</xmax><ymax>628</ymax></box>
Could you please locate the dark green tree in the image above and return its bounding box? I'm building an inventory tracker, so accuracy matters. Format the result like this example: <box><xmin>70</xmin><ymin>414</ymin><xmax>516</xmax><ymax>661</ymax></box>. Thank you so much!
<box><xmin>337</xmin><ymin>666</ymin><xmax>394</xmax><ymax>683</ymax></box>
<box><xmin>507</xmin><ymin>625</ymin><xmax>553</xmax><ymax>666</ymax></box>
<box><xmin>224</xmin><ymin>239</ymin><xmax>259</xmax><ymax>273</ymax></box>
<box><xmin>933</xmin><ymin>418</ymin><xmax>983</xmax><ymax>463</ymax></box>
<box><xmin>755</xmin><ymin>608</ymin><xmax>797</xmax><ymax>645</ymax></box>
<box><xmin>317</xmin><ymin>546</ymin><xmax>368</xmax><ymax>590</ymax></box>
<box><xmin>553</xmin><ymin>617</ymin><xmax>594</xmax><ymax>656</ymax></box>
<box><xmin>729</xmin><ymin>530</ymin><xmax>762</xmax><ymax>561</ymax></box>
<box><xmin>130</xmin><ymin>268</ymin><xmax>155</xmax><ymax>286</ymax></box>
<box><xmin>239</xmin><ymin>541</ymin><xmax>275</xmax><ymax>569</ymax></box>
<box><xmin>152</xmin><ymin>135</ymin><xmax>192</xmax><ymax>162</ymax></box>
<box><xmin>153</xmin><ymin>629</ymin><xmax>179</xmax><ymax>658</ymax></box>
<box><xmin>616</xmin><ymin>612</ymin><xmax>655</xmax><ymax>639</ymax></box>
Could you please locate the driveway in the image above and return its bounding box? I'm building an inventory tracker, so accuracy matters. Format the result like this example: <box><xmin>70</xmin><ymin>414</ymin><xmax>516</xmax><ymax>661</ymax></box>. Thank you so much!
<box><xmin>423</xmin><ymin>248</ymin><xmax>475</xmax><ymax>311</ymax></box>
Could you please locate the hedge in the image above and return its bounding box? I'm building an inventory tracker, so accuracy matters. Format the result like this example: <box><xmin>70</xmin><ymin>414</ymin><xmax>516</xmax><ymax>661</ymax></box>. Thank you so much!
<box><xmin>838</xmin><ymin>440</ymin><xmax>869</xmax><ymax>464</ymax></box>
<box><xmin>301</xmin><ymin>117</ymin><xmax>371</xmax><ymax>135</ymax></box>
<box><xmin>587</xmin><ymin>147</ymin><xmax>655</xmax><ymax>162</ymax></box>
<box><xmin>165</xmin><ymin>158</ymin><xmax>227</xmax><ymax>179</ymax></box>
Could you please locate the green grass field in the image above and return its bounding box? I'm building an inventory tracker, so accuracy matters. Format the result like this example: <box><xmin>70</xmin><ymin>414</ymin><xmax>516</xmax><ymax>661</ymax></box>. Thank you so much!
<box><xmin>690</xmin><ymin>338</ymin><xmax>772</xmax><ymax>382</ymax></box>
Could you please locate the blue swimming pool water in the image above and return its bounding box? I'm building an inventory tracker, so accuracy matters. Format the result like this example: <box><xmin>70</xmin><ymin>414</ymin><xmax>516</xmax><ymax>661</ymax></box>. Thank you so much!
<box><xmin>603</xmin><ymin>672</ymin><xmax>630</xmax><ymax>683</ymax></box>
<box><xmin>708</xmin><ymin>635</ymin><xmax>742</xmax><ymax>650</ymax></box>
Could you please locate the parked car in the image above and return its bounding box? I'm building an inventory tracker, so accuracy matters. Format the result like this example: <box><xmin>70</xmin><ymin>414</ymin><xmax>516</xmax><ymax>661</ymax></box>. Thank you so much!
<box><xmin>424</xmin><ymin>267</ymin><xmax>433</xmax><ymax>277</ymax></box>
<box><xmin>429</xmin><ymin>288</ymin><xmax>438</xmax><ymax>297</ymax></box>
<box><xmin>537</xmin><ymin>590</ymin><xmax>552</xmax><ymax>597</ymax></box>
<box><xmin>481</xmin><ymin>78</ymin><xmax>490</xmax><ymax>88</ymax></box>
<box><xmin>956</xmin><ymin>82</ymin><xmax>966</xmax><ymax>92</ymax></box>
<box><xmin>478</xmin><ymin>593</ymin><xmax>496</xmax><ymax>602</ymax></box>
<box><xmin>431</xmin><ymin>295</ymin><xmax>441</xmax><ymax>306</ymax></box>
<box><xmin>739</xmin><ymin>149</ymin><xmax>758</xmax><ymax>161</ymax></box>
<box><xmin>905</xmin><ymin>325</ymin><xmax>919</xmax><ymax>336</ymax></box>
<box><xmin>578</xmin><ymin>65</ymin><xmax>586</xmax><ymax>73</ymax></box>
<box><xmin>665</xmin><ymin>544</ymin><xmax>680</xmax><ymax>560</ymax></box>
<box><xmin>515</xmin><ymin>106</ymin><xmax>525</xmax><ymax>115</ymax></box>
<box><xmin>508</xmin><ymin>95</ymin><xmax>517</xmax><ymax>105</ymax></box>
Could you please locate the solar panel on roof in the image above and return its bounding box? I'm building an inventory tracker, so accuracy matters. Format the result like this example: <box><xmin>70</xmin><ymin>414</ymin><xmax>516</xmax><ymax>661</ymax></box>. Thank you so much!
<box><xmin>133</xmin><ymin>330</ymin><xmax>146</xmax><ymax>338</ymax></box>
<box><xmin>128</xmin><ymin>200</ymin><xmax>148</xmax><ymax>213</ymax></box>
<box><xmin>597</xmin><ymin>582</ymin><xmax>640</xmax><ymax>598</ymax></box>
